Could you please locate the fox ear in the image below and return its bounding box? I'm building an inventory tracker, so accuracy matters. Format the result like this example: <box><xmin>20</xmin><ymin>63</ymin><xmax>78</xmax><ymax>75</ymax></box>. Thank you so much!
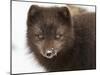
<box><xmin>28</xmin><ymin>5</ymin><xmax>40</xmax><ymax>17</ymax></box>
<box><xmin>27</xmin><ymin>5</ymin><xmax>40</xmax><ymax>26</ymax></box>
<box><xmin>58</xmin><ymin>7</ymin><xmax>72</xmax><ymax>21</ymax></box>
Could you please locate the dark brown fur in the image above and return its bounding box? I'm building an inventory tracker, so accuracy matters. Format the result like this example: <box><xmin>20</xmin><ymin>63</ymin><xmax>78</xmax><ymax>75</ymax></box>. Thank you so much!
<box><xmin>73</xmin><ymin>13</ymin><xmax>96</xmax><ymax>69</ymax></box>
<box><xmin>27</xmin><ymin>5</ymin><xmax>96</xmax><ymax>72</ymax></box>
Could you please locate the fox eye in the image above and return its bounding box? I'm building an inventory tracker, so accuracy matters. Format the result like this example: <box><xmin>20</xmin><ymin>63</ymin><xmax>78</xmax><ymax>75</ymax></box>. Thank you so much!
<box><xmin>55</xmin><ymin>34</ymin><xmax>63</xmax><ymax>39</ymax></box>
<box><xmin>35</xmin><ymin>34</ymin><xmax>44</xmax><ymax>40</ymax></box>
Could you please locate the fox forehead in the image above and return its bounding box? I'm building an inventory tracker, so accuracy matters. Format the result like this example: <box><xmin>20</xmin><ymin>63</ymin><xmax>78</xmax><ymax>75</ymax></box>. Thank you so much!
<box><xmin>32</xmin><ymin>24</ymin><xmax>67</xmax><ymax>35</ymax></box>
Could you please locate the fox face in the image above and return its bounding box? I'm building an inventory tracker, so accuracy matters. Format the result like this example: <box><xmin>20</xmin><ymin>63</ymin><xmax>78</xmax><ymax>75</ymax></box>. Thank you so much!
<box><xmin>27</xmin><ymin>5</ymin><xmax>74</xmax><ymax>59</ymax></box>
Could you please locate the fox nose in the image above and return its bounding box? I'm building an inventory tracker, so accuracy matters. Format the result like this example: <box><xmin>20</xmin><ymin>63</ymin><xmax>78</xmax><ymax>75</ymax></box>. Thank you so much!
<box><xmin>45</xmin><ymin>48</ymin><xmax>56</xmax><ymax>59</ymax></box>
<box><xmin>46</xmin><ymin>50</ymin><xmax>52</xmax><ymax>57</ymax></box>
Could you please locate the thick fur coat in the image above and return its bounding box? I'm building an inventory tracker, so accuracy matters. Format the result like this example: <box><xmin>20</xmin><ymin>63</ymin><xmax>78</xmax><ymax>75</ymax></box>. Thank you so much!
<box><xmin>27</xmin><ymin>5</ymin><xmax>96</xmax><ymax>72</ymax></box>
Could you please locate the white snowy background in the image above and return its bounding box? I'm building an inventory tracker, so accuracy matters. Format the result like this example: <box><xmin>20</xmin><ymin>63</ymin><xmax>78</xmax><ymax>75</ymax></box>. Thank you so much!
<box><xmin>12</xmin><ymin>1</ymin><xmax>95</xmax><ymax>74</ymax></box>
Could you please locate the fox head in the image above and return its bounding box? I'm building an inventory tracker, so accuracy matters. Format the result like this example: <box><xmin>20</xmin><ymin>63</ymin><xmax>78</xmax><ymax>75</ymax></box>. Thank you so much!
<box><xmin>27</xmin><ymin>5</ymin><xmax>74</xmax><ymax>59</ymax></box>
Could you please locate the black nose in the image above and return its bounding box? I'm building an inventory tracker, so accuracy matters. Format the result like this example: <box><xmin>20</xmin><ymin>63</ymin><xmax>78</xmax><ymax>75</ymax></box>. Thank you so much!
<box><xmin>45</xmin><ymin>48</ymin><xmax>56</xmax><ymax>59</ymax></box>
<box><xmin>46</xmin><ymin>51</ymin><xmax>52</xmax><ymax>57</ymax></box>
